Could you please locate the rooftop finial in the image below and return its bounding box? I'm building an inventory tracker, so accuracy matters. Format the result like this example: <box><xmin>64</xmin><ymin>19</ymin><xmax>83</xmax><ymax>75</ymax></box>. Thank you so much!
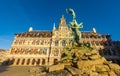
<box><xmin>60</xmin><ymin>15</ymin><xmax>65</xmax><ymax>24</ymax></box>
<box><xmin>93</xmin><ymin>27</ymin><xmax>96</xmax><ymax>33</ymax></box>
<box><xmin>29</xmin><ymin>27</ymin><xmax>33</xmax><ymax>32</ymax></box>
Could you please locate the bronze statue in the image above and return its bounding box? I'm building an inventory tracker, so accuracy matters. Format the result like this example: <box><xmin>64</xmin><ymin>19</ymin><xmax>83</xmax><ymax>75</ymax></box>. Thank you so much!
<box><xmin>66</xmin><ymin>8</ymin><xmax>83</xmax><ymax>45</ymax></box>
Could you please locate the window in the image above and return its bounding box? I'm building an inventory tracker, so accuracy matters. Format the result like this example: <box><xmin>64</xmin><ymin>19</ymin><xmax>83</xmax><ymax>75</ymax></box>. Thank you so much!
<box><xmin>32</xmin><ymin>40</ymin><xmax>36</xmax><ymax>45</ymax></box>
<box><xmin>44</xmin><ymin>40</ymin><xmax>49</xmax><ymax>45</ymax></box>
<box><xmin>98</xmin><ymin>35</ymin><xmax>101</xmax><ymax>38</ymax></box>
<box><xmin>14</xmin><ymin>40</ymin><xmax>19</xmax><ymax>45</ymax></box>
<box><xmin>91</xmin><ymin>41</ymin><xmax>95</xmax><ymax>45</ymax></box>
<box><xmin>38</xmin><ymin>48</ymin><xmax>42</xmax><ymax>54</ymax></box>
<box><xmin>41</xmin><ymin>40</ymin><xmax>44</xmax><ymax>45</ymax></box>
<box><xmin>95</xmin><ymin>41</ymin><xmax>99</xmax><ymax>46</ymax></box>
<box><xmin>62</xmin><ymin>40</ymin><xmax>66</xmax><ymax>46</ymax></box>
<box><xmin>22</xmin><ymin>40</ymin><xmax>25</xmax><ymax>44</ymax></box>
<box><xmin>54</xmin><ymin>49</ymin><xmax>59</xmax><ymax>56</ymax></box>
<box><xmin>104</xmin><ymin>41</ymin><xmax>108</xmax><ymax>46</ymax></box>
<box><xmin>55</xmin><ymin>40</ymin><xmax>59</xmax><ymax>46</ymax></box>
<box><xmin>43</xmin><ymin>48</ymin><xmax>47</xmax><ymax>55</ymax></box>
<box><xmin>100</xmin><ymin>41</ymin><xmax>104</xmax><ymax>45</ymax></box>
<box><xmin>19</xmin><ymin>40</ymin><xmax>22</xmax><ymax>45</ymax></box>
<box><xmin>36</xmin><ymin>40</ymin><xmax>39</xmax><ymax>45</ymax></box>
<box><xmin>27</xmin><ymin>48</ymin><xmax>32</xmax><ymax>53</ymax></box>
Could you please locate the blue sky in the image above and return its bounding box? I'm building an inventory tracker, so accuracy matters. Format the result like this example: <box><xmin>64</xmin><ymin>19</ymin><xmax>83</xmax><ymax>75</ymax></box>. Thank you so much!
<box><xmin>0</xmin><ymin>0</ymin><xmax>120</xmax><ymax>49</ymax></box>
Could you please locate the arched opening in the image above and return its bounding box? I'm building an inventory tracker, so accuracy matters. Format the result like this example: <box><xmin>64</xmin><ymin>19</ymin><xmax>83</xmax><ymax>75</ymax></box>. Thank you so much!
<box><xmin>2</xmin><ymin>60</ymin><xmax>8</xmax><ymax>65</ymax></box>
<box><xmin>16</xmin><ymin>59</ymin><xmax>20</xmax><ymax>65</ymax></box>
<box><xmin>5</xmin><ymin>59</ymin><xmax>10</xmax><ymax>65</ymax></box>
<box><xmin>36</xmin><ymin>59</ymin><xmax>40</xmax><ymax>65</ymax></box>
<box><xmin>27</xmin><ymin>59</ymin><xmax>30</xmax><ymax>65</ymax></box>
<box><xmin>3</xmin><ymin>59</ymin><xmax>10</xmax><ymax>65</ymax></box>
<box><xmin>32</xmin><ymin>59</ymin><xmax>35</xmax><ymax>65</ymax></box>
<box><xmin>9</xmin><ymin>58</ymin><xmax>15</xmax><ymax>65</ymax></box>
<box><xmin>21</xmin><ymin>59</ymin><xmax>25</xmax><ymax>65</ymax></box>
<box><xmin>54</xmin><ymin>59</ymin><xmax>58</xmax><ymax>65</ymax></box>
<box><xmin>42</xmin><ymin>59</ymin><xmax>45</xmax><ymax>65</ymax></box>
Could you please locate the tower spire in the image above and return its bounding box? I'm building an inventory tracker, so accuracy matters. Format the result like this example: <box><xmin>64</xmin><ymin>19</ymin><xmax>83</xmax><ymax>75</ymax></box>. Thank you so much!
<box><xmin>60</xmin><ymin>15</ymin><xmax>66</xmax><ymax>24</ymax></box>
<box><xmin>53</xmin><ymin>23</ymin><xmax>56</xmax><ymax>30</ymax></box>
<box><xmin>58</xmin><ymin>15</ymin><xmax>68</xmax><ymax>30</ymax></box>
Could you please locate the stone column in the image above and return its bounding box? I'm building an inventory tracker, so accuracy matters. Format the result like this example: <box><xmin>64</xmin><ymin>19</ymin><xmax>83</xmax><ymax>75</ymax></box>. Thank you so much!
<box><xmin>45</xmin><ymin>58</ymin><xmax>48</xmax><ymax>65</ymax></box>
<box><xmin>34</xmin><ymin>58</ymin><xmax>37</xmax><ymax>66</ymax></box>
<box><xmin>49</xmin><ymin>57</ymin><xmax>54</xmax><ymax>65</ymax></box>
<box><xmin>35</xmin><ymin>58</ymin><xmax>38</xmax><ymax>66</ymax></box>
<box><xmin>29</xmin><ymin>58</ymin><xmax>33</xmax><ymax>66</ymax></box>
<box><xmin>36</xmin><ymin>58</ymin><xmax>41</xmax><ymax>66</ymax></box>
<box><xmin>23</xmin><ymin>58</ymin><xmax>28</xmax><ymax>65</ymax></box>
<box><xmin>40</xmin><ymin>58</ymin><xmax>42</xmax><ymax>65</ymax></box>
<box><xmin>39</xmin><ymin>59</ymin><xmax>41</xmax><ymax>65</ymax></box>
<box><xmin>40</xmin><ymin>58</ymin><xmax>46</xmax><ymax>65</ymax></box>
<box><xmin>19</xmin><ymin>58</ymin><xmax>23</xmax><ymax>65</ymax></box>
<box><xmin>13</xmin><ymin>58</ymin><xmax>18</xmax><ymax>65</ymax></box>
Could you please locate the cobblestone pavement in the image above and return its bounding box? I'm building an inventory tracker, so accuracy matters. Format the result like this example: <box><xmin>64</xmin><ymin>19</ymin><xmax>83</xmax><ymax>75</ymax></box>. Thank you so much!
<box><xmin>0</xmin><ymin>65</ymin><xmax>37</xmax><ymax>76</ymax></box>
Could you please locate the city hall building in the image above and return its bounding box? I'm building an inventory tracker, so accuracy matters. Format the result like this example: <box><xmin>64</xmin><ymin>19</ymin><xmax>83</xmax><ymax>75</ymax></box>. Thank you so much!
<box><xmin>6</xmin><ymin>15</ymin><xmax>120</xmax><ymax>66</ymax></box>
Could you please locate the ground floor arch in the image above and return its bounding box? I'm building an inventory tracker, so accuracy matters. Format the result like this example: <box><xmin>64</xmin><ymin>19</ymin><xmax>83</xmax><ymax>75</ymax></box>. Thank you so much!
<box><xmin>54</xmin><ymin>58</ymin><xmax>58</xmax><ymax>65</ymax></box>
<box><xmin>27</xmin><ymin>59</ymin><xmax>30</xmax><ymax>65</ymax></box>
<box><xmin>2</xmin><ymin>57</ymin><xmax>60</xmax><ymax>66</ymax></box>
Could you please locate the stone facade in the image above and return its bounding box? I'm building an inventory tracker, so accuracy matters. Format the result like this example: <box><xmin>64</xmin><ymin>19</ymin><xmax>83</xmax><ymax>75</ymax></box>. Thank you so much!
<box><xmin>5</xmin><ymin>15</ymin><xmax>120</xmax><ymax>66</ymax></box>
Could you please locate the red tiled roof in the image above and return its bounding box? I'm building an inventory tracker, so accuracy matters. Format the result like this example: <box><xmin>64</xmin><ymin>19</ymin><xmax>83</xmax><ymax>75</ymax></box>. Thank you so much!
<box><xmin>0</xmin><ymin>49</ymin><xmax>6</xmax><ymax>52</ymax></box>
<box><xmin>15</xmin><ymin>31</ymin><xmax>52</xmax><ymax>38</ymax></box>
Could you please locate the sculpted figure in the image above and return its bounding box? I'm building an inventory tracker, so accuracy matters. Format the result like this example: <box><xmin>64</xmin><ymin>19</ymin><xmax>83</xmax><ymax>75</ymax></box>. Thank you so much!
<box><xmin>66</xmin><ymin>8</ymin><xmax>83</xmax><ymax>45</ymax></box>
